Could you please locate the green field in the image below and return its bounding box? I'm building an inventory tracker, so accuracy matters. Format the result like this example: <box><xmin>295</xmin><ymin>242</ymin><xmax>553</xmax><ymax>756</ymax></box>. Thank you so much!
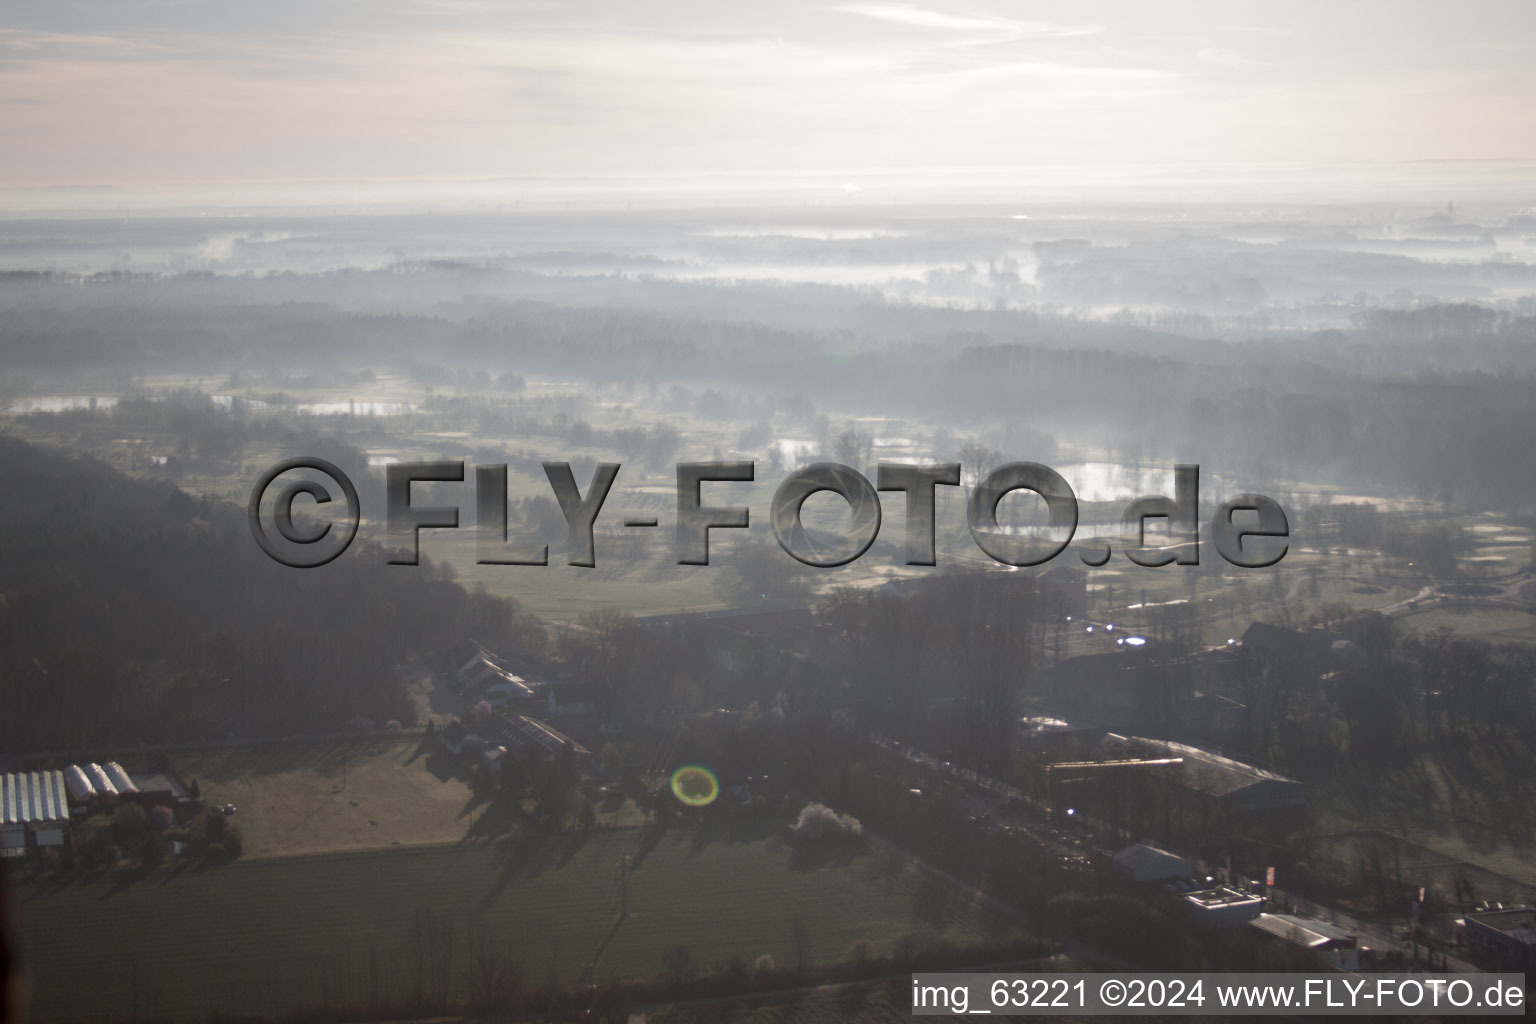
<box><xmin>10</xmin><ymin>824</ymin><xmax>1015</xmax><ymax>1022</ymax></box>
<box><xmin>648</xmin><ymin>978</ymin><xmax>915</xmax><ymax>1023</ymax></box>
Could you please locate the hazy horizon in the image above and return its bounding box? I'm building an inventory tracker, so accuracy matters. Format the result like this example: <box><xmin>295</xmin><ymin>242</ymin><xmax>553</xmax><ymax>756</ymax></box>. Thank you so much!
<box><xmin>3</xmin><ymin>159</ymin><xmax>1535</xmax><ymax>218</ymax></box>
<box><xmin>4</xmin><ymin>0</ymin><xmax>1536</xmax><ymax>208</ymax></box>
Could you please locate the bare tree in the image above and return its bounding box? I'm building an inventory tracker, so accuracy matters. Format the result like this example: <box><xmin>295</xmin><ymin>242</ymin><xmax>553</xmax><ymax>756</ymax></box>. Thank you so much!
<box><xmin>790</xmin><ymin>919</ymin><xmax>810</xmax><ymax>976</ymax></box>
<box><xmin>957</xmin><ymin>441</ymin><xmax>1003</xmax><ymax>488</ymax></box>
<box><xmin>832</xmin><ymin>427</ymin><xmax>872</xmax><ymax>471</ymax></box>
<box><xmin>660</xmin><ymin>945</ymin><xmax>695</xmax><ymax>988</ymax></box>
<box><xmin>465</xmin><ymin>933</ymin><xmax>519</xmax><ymax>1011</ymax></box>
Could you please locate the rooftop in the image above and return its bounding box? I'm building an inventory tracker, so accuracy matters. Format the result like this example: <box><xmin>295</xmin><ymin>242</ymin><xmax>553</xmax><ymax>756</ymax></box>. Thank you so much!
<box><xmin>1</xmin><ymin>770</ymin><xmax>69</xmax><ymax>826</ymax></box>
<box><xmin>1105</xmin><ymin>734</ymin><xmax>1301</xmax><ymax>799</ymax></box>
<box><xmin>1467</xmin><ymin>907</ymin><xmax>1536</xmax><ymax>942</ymax></box>
<box><xmin>1112</xmin><ymin>843</ymin><xmax>1188</xmax><ymax>876</ymax></box>
<box><xmin>130</xmin><ymin>772</ymin><xmax>190</xmax><ymax>799</ymax></box>
<box><xmin>489</xmin><ymin>715</ymin><xmax>592</xmax><ymax>759</ymax></box>
<box><xmin>1185</xmin><ymin>887</ymin><xmax>1264</xmax><ymax>910</ymax></box>
<box><xmin>1249</xmin><ymin>913</ymin><xmax>1355</xmax><ymax>949</ymax></box>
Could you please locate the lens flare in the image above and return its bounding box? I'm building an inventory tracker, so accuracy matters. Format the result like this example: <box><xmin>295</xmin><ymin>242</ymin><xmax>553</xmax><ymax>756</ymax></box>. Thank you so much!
<box><xmin>669</xmin><ymin>764</ymin><xmax>720</xmax><ymax>807</ymax></box>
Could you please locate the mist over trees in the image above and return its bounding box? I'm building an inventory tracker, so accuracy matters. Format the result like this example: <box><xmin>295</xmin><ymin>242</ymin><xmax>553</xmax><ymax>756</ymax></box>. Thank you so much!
<box><xmin>6</xmin><ymin>205</ymin><xmax>1536</xmax><ymax>511</ymax></box>
<box><xmin>0</xmin><ymin>436</ymin><xmax>543</xmax><ymax>751</ymax></box>
<box><xmin>5</xmin><ymin>204</ymin><xmax>1536</xmax><ymax>751</ymax></box>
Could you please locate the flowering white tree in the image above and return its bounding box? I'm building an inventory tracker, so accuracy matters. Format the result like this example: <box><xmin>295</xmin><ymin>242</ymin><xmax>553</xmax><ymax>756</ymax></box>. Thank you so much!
<box><xmin>789</xmin><ymin>802</ymin><xmax>862</xmax><ymax>840</ymax></box>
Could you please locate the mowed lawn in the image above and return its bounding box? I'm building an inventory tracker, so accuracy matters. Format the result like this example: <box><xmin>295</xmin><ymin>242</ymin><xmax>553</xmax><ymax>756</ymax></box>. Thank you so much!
<box><xmin>11</xmin><ymin>825</ymin><xmax>1016</xmax><ymax>1022</ymax></box>
<box><xmin>173</xmin><ymin>737</ymin><xmax>480</xmax><ymax>857</ymax></box>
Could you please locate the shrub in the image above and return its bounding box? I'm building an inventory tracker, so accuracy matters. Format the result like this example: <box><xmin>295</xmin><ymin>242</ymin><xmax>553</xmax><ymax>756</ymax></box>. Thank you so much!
<box><xmin>112</xmin><ymin>803</ymin><xmax>151</xmax><ymax>848</ymax></box>
<box><xmin>76</xmin><ymin>826</ymin><xmax>115</xmax><ymax>871</ymax></box>
<box><xmin>141</xmin><ymin>835</ymin><xmax>168</xmax><ymax>868</ymax></box>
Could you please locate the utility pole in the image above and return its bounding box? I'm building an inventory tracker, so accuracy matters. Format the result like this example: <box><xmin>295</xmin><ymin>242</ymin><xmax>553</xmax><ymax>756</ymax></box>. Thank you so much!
<box><xmin>620</xmin><ymin>854</ymin><xmax>631</xmax><ymax>918</ymax></box>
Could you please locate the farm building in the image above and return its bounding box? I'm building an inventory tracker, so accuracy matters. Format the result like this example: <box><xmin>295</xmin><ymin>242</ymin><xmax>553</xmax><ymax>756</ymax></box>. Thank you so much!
<box><xmin>85</xmin><ymin>762</ymin><xmax>118</xmax><ymax>799</ymax></box>
<box><xmin>1</xmin><ymin>770</ymin><xmax>70</xmax><ymax>859</ymax></box>
<box><xmin>127</xmin><ymin>770</ymin><xmax>194</xmax><ymax>810</ymax></box>
<box><xmin>62</xmin><ymin>762</ymin><xmax>147</xmax><ymax>805</ymax></box>
<box><xmin>480</xmin><ymin>677</ymin><xmax>536</xmax><ymax>708</ymax></box>
<box><xmin>103</xmin><ymin>762</ymin><xmax>138</xmax><ymax>795</ymax></box>
<box><xmin>63</xmin><ymin>764</ymin><xmax>94</xmax><ymax>802</ymax></box>
<box><xmin>485</xmin><ymin>715</ymin><xmax>593</xmax><ymax>768</ymax></box>
<box><xmin>455</xmin><ymin>643</ymin><xmax>534</xmax><ymax>704</ymax></box>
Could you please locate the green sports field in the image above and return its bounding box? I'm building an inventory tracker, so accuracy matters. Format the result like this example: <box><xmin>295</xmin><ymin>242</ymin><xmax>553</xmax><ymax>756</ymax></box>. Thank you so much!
<box><xmin>10</xmin><ymin>823</ymin><xmax>1015</xmax><ymax>1022</ymax></box>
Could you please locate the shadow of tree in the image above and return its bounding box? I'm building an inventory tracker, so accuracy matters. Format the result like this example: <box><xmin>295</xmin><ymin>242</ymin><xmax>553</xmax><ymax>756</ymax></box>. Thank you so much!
<box><xmin>99</xmin><ymin>860</ymin><xmax>160</xmax><ymax>900</ymax></box>
<box><xmin>629</xmin><ymin>823</ymin><xmax>667</xmax><ymax>870</ymax></box>
<box><xmin>787</xmin><ymin>836</ymin><xmax>866</xmax><ymax>874</ymax></box>
<box><xmin>402</xmin><ymin>735</ymin><xmax>434</xmax><ymax>766</ymax></box>
<box><xmin>424</xmin><ymin>750</ymin><xmax>460</xmax><ymax>784</ymax></box>
<box><xmin>686</xmin><ymin>810</ymin><xmax>781</xmax><ymax>858</ymax></box>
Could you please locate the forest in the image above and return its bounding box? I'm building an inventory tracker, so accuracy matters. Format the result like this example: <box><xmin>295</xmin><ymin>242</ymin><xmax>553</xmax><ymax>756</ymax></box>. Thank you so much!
<box><xmin>0</xmin><ymin>435</ymin><xmax>544</xmax><ymax>752</ymax></box>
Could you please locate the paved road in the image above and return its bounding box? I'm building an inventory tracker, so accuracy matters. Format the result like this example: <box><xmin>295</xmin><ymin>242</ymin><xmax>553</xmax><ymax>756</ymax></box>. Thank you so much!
<box><xmin>1376</xmin><ymin>570</ymin><xmax>1534</xmax><ymax>618</ymax></box>
<box><xmin>875</xmin><ymin>732</ymin><xmax>1488</xmax><ymax>971</ymax></box>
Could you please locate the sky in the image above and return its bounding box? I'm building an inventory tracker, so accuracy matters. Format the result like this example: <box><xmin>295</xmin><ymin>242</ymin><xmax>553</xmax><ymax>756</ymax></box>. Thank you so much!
<box><xmin>2</xmin><ymin>0</ymin><xmax>1534</xmax><ymax>193</ymax></box>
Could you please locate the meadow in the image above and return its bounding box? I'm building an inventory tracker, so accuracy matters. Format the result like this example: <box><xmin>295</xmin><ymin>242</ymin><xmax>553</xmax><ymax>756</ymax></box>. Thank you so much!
<box><xmin>171</xmin><ymin>736</ymin><xmax>480</xmax><ymax>858</ymax></box>
<box><xmin>10</xmin><ymin>822</ymin><xmax>1016</xmax><ymax>1022</ymax></box>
